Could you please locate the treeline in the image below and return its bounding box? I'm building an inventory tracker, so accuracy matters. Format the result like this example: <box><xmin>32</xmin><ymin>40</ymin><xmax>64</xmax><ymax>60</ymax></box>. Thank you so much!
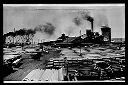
<box><xmin>3</xmin><ymin>28</ymin><xmax>36</xmax><ymax>45</ymax></box>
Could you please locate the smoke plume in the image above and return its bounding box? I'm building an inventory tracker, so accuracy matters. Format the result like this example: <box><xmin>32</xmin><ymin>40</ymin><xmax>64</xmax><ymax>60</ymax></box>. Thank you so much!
<box><xmin>43</xmin><ymin>23</ymin><xmax>56</xmax><ymax>35</ymax></box>
<box><xmin>73</xmin><ymin>17</ymin><xmax>82</xmax><ymax>26</ymax></box>
<box><xmin>81</xmin><ymin>11</ymin><xmax>94</xmax><ymax>22</ymax></box>
<box><xmin>3</xmin><ymin>28</ymin><xmax>35</xmax><ymax>37</ymax></box>
<box><xmin>34</xmin><ymin>22</ymin><xmax>56</xmax><ymax>36</ymax></box>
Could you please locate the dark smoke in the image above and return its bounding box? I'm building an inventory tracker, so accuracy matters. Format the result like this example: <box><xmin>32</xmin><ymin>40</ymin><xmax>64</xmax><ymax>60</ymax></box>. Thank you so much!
<box><xmin>73</xmin><ymin>17</ymin><xmax>81</xmax><ymax>26</ymax></box>
<box><xmin>43</xmin><ymin>23</ymin><xmax>56</xmax><ymax>35</ymax></box>
<box><xmin>3</xmin><ymin>28</ymin><xmax>35</xmax><ymax>37</ymax></box>
<box><xmin>34</xmin><ymin>22</ymin><xmax>56</xmax><ymax>35</ymax></box>
<box><xmin>81</xmin><ymin>11</ymin><xmax>94</xmax><ymax>22</ymax></box>
<box><xmin>4</xmin><ymin>22</ymin><xmax>56</xmax><ymax>42</ymax></box>
<box><xmin>26</xmin><ymin>29</ymin><xmax>36</xmax><ymax>35</ymax></box>
<box><xmin>86</xmin><ymin>16</ymin><xmax>94</xmax><ymax>22</ymax></box>
<box><xmin>34</xmin><ymin>25</ymin><xmax>44</xmax><ymax>32</ymax></box>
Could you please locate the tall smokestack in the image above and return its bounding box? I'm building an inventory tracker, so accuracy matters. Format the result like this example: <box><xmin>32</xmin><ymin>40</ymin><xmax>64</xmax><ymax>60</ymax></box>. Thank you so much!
<box><xmin>86</xmin><ymin>16</ymin><xmax>94</xmax><ymax>32</ymax></box>
<box><xmin>81</xmin><ymin>11</ymin><xmax>94</xmax><ymax>32</ymax></box>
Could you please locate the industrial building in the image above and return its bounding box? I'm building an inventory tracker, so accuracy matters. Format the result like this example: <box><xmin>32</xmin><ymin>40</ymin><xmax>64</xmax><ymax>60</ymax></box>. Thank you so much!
<box><xmin>101</xmin><ymin>26</ymin><xmax>111</xmax><ymax>43</ymax></box>
<box><xmin>40</xmin><ymin>25</ymin><xmax>111</xmax><ymax>48</ymax></box>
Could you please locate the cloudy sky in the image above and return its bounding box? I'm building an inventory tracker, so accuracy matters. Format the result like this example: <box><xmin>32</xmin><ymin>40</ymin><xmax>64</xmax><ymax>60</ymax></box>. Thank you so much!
<box><xmin>3</xmin><ymin>4</ymin><xmax>125</xmax><ymax>42</ymax></box>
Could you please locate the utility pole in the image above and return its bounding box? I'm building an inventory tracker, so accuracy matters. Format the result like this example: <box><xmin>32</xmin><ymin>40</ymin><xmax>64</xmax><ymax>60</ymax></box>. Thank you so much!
<box><xmin>38</xmin><ymin>39</ymin><xmax>39</xmax><ymax>44</ymax></box>
<box><xmin>13</xmin><ymin>28</ymin><xmax>15</xmax><ymax>44</ymax></box>
<box><xmin>67</xmin><ymin>33</ymin><xmax>70</xmax><ymax>47</ymax></box>
<box><xmin>32</xmin><ymin>39</ymin><xmax>33</xmax><ymax>46</ymax></box>
<box><xmin>42</xmin><ymin>39</ymin><xmax>45</xmax><ymax>51</ymax></box>
<box><xmin>80</xmin><ymin>29</ymin><xmax>82</xmax><ymax>56</ymax></box>
<box><xmin>64</xmin><ymin>57</ymin><xmax>68</xmax><ymax>77</ymax></box>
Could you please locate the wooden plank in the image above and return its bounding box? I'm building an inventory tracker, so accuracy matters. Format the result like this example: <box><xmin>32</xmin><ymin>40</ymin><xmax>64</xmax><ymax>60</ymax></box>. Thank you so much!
<box><xmin>13</xmin><ymin>58</ymin><xmax>22</xmax><ymax>65</ymax></box>
<box><xmin>22</xmin><ymin>69</ymin><xmax>39</xmax><ymax>81</ymax></box>
<box><xmin>40</xmin><ymin>69</ymin><xmax>51</xmax><ymax>81</ymax></box>
<box><xmin>29</xmin><ymin>69</ymin><xmax>44</xmax><ymax>81</ymax></box>
<box><xmin>58</xmin><ymin>68</ymin><xmax>64</xmax><ymax>81</ymax></box>
<box><xmin>50</xmin><ymin>69</ymin><xmax>56</xmax><ymax>81</ymax></box>
<box><xmin>55</xmin><ymin>69</ymin><xmax>58</xmax><ymax>81</ymax></box>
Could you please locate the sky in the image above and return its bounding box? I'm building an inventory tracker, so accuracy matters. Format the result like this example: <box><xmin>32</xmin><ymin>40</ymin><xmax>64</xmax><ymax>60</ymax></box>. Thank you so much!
<box><xmin>3</xmin><ymin>4</ymin><xmax>125</xmax><ymax>42</ymax></box>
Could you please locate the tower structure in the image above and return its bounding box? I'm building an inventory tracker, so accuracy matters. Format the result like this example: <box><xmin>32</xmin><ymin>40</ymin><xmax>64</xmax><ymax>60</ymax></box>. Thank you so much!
<box><xmin>101</xmin><ymin>26</ymin><xmax>111</xmax><ymax>43</ymax></box>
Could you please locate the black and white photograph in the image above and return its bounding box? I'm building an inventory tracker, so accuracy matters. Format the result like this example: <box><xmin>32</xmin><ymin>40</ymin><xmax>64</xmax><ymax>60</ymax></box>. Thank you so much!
<box><xmin>3</xmin><ymin>4</ymin><xmax>125</xmax><ymax>83</ymax></box>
